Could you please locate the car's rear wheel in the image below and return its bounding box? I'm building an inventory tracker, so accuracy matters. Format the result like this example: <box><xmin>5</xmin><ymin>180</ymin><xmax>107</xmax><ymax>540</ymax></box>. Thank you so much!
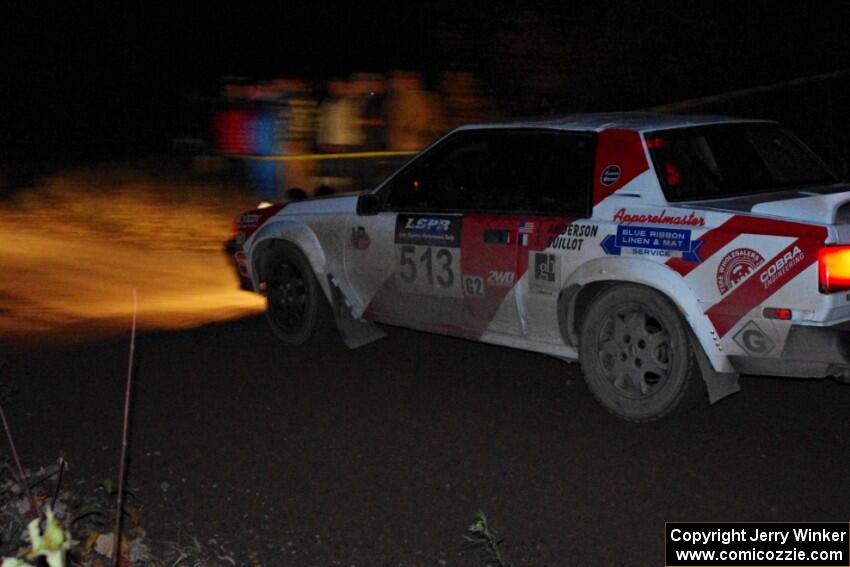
<box><xmin>264</xmin><ymin>242</ymin><xmax>332</xmax><ymax>345</ymax></box>
<box><xmin>578</xmin><ymin>284</ymin><xmax>702</xmax><ymax>422</ymax></box>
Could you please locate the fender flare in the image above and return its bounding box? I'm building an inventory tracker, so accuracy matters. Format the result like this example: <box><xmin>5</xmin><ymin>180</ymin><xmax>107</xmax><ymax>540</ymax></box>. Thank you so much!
<box><xmin>562</xmin><ymin>256</ymin><xmax>733</xmax><ymax>373</ymax></box>
<box><xmin>246</xmin><ymin>219</ymin><xmax>329</xmax><ymax>296</ymax></box>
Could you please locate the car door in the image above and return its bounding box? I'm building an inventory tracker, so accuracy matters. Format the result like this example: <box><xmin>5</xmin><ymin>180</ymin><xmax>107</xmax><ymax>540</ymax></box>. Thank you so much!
<box><xmin>345</xmin><ymin>131</ymin><xmax>522</xmax><ymax>337</ymax></box>
<box><xmin>508</xmin><ymin>131</ymin><xmax>596</xmax><ymax>343</ymax></box>
<box><xmin>458</xmin><ymin>131</ymin><xmax>595</xmax><ymax>339</ymax></box>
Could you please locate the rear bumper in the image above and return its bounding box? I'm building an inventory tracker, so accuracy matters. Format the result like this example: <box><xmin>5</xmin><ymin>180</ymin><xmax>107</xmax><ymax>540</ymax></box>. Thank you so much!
<box><xmin>224</xmin><ymin>239</ymin><xmax>253</xmax><ymax>291</ymax></box>
<box><xmin>730</xmin><ymin>321</ymin><xmax>850</xmax><ymax>380</ymax></box>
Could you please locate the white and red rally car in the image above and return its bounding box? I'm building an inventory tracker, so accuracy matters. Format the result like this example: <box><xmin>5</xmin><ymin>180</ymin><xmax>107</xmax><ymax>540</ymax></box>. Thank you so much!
<box><xmin>226</xmin><ymin>113</ymin><xmax>850</xmax><ymax>421</ymax></box>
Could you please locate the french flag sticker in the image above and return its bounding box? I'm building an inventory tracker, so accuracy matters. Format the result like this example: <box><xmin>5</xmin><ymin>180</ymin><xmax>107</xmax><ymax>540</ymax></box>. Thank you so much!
<box><xmin>519</xmin><ymin>220</ymin><xmax>534</xmax><ymax>246</ymax></box>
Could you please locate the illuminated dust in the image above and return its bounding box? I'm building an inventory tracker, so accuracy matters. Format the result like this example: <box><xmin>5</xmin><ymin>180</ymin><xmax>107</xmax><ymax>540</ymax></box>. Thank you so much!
<box><xmin>0</xmin><ymin>162</ymin><xmax>265</xmax><ymax>348</ymax></box>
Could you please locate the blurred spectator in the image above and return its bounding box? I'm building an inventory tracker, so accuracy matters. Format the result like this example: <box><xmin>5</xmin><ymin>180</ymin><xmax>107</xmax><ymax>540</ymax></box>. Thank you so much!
<box><xmin>438</xmin><ymin>71</ymin><xmax>498</xmax><ymax>130</ymax></box>
<box><xmin>246</xmin><ymin>97</ymin><xmax>281</xmax><ymax>200</ymax></box>
<box><xmin>352</xmin><ymin>73</ymin><xmax>387</xmax><ymax>151</ymax></box>
<box><xmin>385</xmin><ymin>71</ymin><xmax>446</xmax><ymax>151</ymax></box>
<box><xmin>317</xmin><ymin>79</ymin><xmax>364</xmax><ymax>190</ymax></box>
<box><xmin>273</xmin><ymin>79</ymin><xmax>318</xmax><ymax>193</ymax></box>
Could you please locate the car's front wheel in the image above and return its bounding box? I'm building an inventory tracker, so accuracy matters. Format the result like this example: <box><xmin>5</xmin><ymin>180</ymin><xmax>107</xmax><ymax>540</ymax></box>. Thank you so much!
<box><xmin>264</xmin><ymin>242</ymin><xmax>332</xmax><ymax>345</ymax></box>
<box><xmin>578</xmin><ymin>284</ymin><xmax>703</xmax><ymax>422</ymax></box>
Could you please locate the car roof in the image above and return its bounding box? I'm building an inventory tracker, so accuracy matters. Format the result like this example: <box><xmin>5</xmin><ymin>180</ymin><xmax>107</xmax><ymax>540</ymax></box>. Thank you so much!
<box><xmin>454</xmin><ymin>112</ymin><xmax>775</xmax><ymax>133</ymax></box>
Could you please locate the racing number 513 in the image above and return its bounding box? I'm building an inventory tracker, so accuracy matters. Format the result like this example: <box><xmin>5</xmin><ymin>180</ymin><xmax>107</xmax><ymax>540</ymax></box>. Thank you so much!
<box><xmin>399</xmin><ymin>245</ymin><xmax>454</xmax><ymax>287</ymax></box>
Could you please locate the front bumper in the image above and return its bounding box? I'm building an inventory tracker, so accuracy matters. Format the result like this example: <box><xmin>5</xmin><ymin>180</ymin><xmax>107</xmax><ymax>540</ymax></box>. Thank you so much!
<box><xmin>730</xmin><ymin>321</ymin><xmax>850</xmax><ymax>380</ymax></box>
<box><xmin>224</xmin><ymin>239</ymin><xmax>253</xmax><ymax>291</ymax></box>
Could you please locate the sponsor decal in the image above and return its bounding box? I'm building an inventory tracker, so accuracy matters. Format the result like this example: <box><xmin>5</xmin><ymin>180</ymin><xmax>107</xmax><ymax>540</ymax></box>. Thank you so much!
<box><xmin>612</xmin><ymin>208</ymin><xmax>706</xmax><ymax>227</ymax></box>
<box><xmin>601</xmin><ymin>225</ymin><xmax>703</xmax><ymax>261</ymax></box>
<box><xmin>534</xmin><ymin>253</ymin><xmax>556</xmax><ymax>282</ymax></box>
<box><xmin>705</xmin><ymin>238</ymin><xmax>817</xmax><ymax>337</ymax></box>
<box><xmin>666</xmin><ymin>215</ymin><xmax>827</xmax><ymax>277</ymax></box>
<box><xmin>593</xmin><ymin>129</ymin><xmax>648</xmax><ymax>205</ymax></box>
<box><xmin>351</xmin><ymin>226</ymin><xmax>371</xmax><ymax>250</ymax></box>
<box><xmin>546</xmin><ymin>224</ymin><xmax>598</xmax><ymax>252</ymax></box>
<box><xmin>395</xmin><ymin>214</ymin><xmax>462</xmax><ymax>247</ymax></box>
<box><xmin>600</xmin><ymin>165</ymin><xmax>621</xmax><ymax>186</ymax></box>
<box><xmin>733</xmin><ymin>320</ymin><xmax>775</xmax><ymax>354</ymax></box>
<box><xmin>487</xmin><ymin>270</ymin><xmax>515</xmax><ymax>287</ymax></box>
<box><xmin>716</xmin><ymin>248</ymin><xmax>764</xmax><ymax>294</ymax></box>
<box><xmin>759</xmin><ymin>245</ymin><xmax>804</xmax><ymax>290</ymax></box>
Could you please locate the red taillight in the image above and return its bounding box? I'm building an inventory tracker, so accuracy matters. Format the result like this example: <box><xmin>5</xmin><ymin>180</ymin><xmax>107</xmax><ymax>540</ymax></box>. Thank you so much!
<box><xmin>763</xmin><ymin>307</ymin><xmax>792</xmax><ymax>320</ymax></box>
<box><xmin>818</xmin><ymin>246</ymin><xmax>850</xmax><ymax>292</ymax></box>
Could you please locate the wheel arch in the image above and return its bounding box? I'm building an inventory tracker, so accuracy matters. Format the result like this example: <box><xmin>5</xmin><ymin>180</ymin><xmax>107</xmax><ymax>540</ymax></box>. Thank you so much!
<box><xmin>247</xmin><ymin>219</ymin><xmax>329</xmax><ymax>296</ymax></box>
<box><xmin>558</xmin><ymin>257</ymin><xmax>732</xmax><ymax>373</ymax></box>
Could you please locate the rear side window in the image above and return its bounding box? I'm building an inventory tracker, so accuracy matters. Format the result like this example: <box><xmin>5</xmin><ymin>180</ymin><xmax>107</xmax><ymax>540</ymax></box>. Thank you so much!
<box><xmin>646</xmin><ymin>123</ymin><xmax>838</xmax><ymax>201</ymax></box>
<box><xmin>382</xmin><ymin>130</ymin><xmax>595</xmax><ymax>216</ymax></box>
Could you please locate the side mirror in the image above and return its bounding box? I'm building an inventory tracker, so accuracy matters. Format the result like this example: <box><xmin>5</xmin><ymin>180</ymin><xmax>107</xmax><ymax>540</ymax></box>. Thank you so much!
<box><xmin>357</xmin><ymin>193</ymin><xmax>380</xmax><ymax>216</ymax></box>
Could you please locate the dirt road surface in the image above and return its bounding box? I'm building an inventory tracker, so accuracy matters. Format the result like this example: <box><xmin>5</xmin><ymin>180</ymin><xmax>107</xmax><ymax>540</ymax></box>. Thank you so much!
<box><xmin>4</xmin><ymin>316</ymin><xmax>850</xmax><ymax>565</ymax></box>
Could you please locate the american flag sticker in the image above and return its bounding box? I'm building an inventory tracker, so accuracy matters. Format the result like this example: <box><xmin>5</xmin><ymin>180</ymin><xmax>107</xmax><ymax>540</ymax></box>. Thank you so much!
<box><xmin>518</xmin><ymin>221</ymin><xmax>535</xmax><ymax>234</ymax></box>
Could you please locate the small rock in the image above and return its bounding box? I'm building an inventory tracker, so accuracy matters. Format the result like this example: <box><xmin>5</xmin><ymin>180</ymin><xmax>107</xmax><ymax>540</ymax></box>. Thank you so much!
<box><xmin>94</xmin><ymin>533</ymin><xmax>115</xmax><ymax>557</ymax></box>
<box><xmin>129</xmin><ymin>540</ymin><xmax>151</xmax><ymax>563</ymax></box>
<box><xmin>14</xmin><ymin>498</ymin><xmax>30</xmax><ymax>515</ymax></box>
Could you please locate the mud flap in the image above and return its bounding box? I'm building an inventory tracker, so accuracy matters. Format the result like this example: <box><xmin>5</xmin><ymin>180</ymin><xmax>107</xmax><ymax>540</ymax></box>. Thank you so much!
<box><xmin>327</xmin><ymin>275</ymin><xmax>386</xmax><ymax>350</ymax></box>
<box><xmin>689</xmin><ymin>331</ymin><xmax>740</xmax><ymax>404</ymax></box>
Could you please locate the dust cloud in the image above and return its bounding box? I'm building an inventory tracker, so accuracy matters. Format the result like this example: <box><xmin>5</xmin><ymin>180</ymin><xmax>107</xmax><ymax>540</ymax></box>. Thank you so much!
<box><xmin>0</xmin><ymin>164</ymin><xmax>265</xmax><ymax>348</ymax></box>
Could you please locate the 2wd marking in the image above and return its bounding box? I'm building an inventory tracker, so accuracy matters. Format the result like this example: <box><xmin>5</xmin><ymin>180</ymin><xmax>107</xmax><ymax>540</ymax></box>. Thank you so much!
<box><xmin>487</xmin><ymin>271</ymin><xmax>515</xmax><ymax>287</ymax></box>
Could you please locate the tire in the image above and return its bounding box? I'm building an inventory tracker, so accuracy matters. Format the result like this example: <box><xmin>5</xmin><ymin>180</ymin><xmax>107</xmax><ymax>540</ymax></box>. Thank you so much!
<box><xmin>578</xmin><ymin>284</ymin><xmax>703</xmax><ymax>422</ymax></box>
<box><xmin>263</xmin><ymin>242</ymin><xmax>332</xmax><ymax>345</ymax></box>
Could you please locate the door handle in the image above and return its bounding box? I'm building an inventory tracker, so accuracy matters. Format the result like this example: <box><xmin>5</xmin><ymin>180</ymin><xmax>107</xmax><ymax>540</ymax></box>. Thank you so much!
<box><xmin>483</xmin><ymin>229</ymin><xmax>511</xmax><ymax>244</ymax></box>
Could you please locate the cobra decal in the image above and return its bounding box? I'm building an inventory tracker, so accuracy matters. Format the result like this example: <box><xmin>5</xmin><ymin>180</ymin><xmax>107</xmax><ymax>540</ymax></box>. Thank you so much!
<box><xmin>705</xmin><ymin>238</ymin><xmax>819</xmax><ymax>337</ymax></box>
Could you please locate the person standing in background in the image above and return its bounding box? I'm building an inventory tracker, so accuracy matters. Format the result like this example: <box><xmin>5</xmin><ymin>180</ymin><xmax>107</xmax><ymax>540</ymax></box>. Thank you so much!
<box><xmin>385</xmin><ymin>71</ymin><xmax>445</xmax><ymax>152</ymax></box>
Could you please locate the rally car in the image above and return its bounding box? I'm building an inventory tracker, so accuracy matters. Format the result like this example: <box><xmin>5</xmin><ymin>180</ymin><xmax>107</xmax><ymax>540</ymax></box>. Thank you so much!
<box><xmin>226</xmin><ymin>113</ymin><xmax>850</xmax><ymax>421</ymax></box>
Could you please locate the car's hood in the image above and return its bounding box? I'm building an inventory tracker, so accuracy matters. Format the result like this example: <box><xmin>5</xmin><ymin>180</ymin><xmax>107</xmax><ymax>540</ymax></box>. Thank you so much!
<box><xmin>683</xmin><ymin>184</ymin><xmax>850</xmax><ymax>225</ymax></box>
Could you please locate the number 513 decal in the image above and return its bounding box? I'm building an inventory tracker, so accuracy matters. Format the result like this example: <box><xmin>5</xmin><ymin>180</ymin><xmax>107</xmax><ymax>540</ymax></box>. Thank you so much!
<box><xmin>398</xmin><ymin>245</ymin><xmax>456</xmax><ymax>288</ymax></box>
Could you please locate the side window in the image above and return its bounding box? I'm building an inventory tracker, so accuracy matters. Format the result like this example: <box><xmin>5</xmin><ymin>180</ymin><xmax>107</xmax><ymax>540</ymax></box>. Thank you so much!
<box><xmin>492</xmin><ymin>132</ymin><xmax>594</xmax><ymax>216</ymax></box>
<box><xmin>383</xmin><ymin>135</ymin><xmax>489</xmax><ymax>211</ymax></box>
<box><xmin>382</xmin><ymin>130</ymin><xmax>594</xmax><ymax>216</ymax></box>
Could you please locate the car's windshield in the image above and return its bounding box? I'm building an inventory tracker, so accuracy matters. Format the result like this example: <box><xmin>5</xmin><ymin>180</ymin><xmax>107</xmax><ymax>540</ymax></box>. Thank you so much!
<box><xmin>646</xmin><ymin>123</ymin><xmax>839</xmax><ymax>202</ymax></box>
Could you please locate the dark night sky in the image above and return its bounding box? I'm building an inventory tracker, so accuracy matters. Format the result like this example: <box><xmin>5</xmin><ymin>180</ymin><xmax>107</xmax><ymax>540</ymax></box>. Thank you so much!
<box><xmin>4</xmin><ymin>2</ymin><xmax>850</xmax><ymax>164</ymax></box>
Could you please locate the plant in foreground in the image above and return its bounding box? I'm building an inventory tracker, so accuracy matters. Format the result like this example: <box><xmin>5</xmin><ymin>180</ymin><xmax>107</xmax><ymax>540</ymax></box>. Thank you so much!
<box><xmin>463</xmin><ymin>511</ymin><xmax>512</xmax><ymax>567</ymax></box>
<box><xmin>2</xmin><ymin>292</ymin><xmax>140</xmax><ymax>567</ymax></box>
<box><xmin>2</xmin><ymin>507</ymin><xmax>70</xmax><ymax>567</ymax></box>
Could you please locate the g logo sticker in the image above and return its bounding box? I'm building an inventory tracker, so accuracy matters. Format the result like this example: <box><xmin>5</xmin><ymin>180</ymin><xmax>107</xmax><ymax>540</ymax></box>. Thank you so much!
<box><xmin>733</xmin><ymin>321</ymin><xmax>775</xmax><ymax>355</ymax></box>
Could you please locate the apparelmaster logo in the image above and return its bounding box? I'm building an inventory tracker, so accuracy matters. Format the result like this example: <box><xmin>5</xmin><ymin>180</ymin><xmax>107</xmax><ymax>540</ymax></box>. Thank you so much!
<box><xmin>716</xmin><ymin>248</ymin><xmax>764</xmax><ymax>295</ymax></box>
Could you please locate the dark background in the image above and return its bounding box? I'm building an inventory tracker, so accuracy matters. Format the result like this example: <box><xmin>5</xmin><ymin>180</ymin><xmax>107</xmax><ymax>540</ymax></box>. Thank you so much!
<box><xmin>4</xmin><ymin>2</ymin><xmax>850</xmax><ymax>167</ymax></box>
